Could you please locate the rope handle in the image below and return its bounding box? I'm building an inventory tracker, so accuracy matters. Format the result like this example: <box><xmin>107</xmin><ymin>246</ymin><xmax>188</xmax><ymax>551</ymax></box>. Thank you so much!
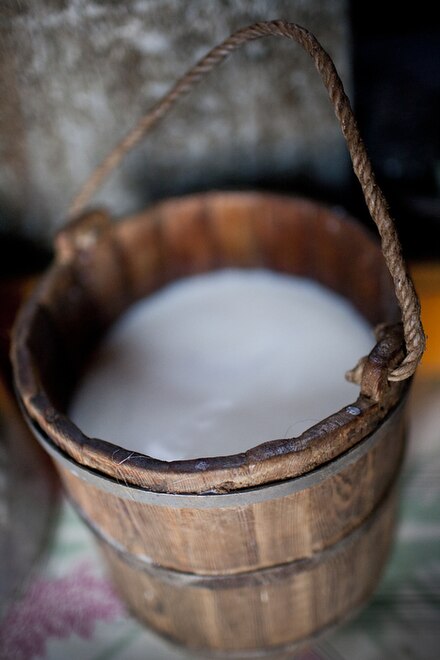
<box><xmin>68</xmin><ymin>20</ymin><xmax>425</xmax><ymax>381</ymax></box>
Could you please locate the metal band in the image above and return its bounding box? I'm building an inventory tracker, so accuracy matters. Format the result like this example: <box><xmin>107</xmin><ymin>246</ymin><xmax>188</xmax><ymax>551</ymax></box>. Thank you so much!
<box><xmin>71</xmin><ymin>476</ymin><xmax>396</xmax><ymax>588</ymax></box>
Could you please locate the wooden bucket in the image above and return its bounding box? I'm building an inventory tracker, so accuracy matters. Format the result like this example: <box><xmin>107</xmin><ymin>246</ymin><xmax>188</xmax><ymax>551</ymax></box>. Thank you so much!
<box><xmin>12</xmin><ymin>21</ymin><xmax>425</xmax><ymax>658</ymax></box>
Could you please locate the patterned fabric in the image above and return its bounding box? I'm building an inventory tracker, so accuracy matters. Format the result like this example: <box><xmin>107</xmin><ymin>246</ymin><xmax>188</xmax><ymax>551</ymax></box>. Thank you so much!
<box><xmin>1</xmin><ymin>378</ymin><xmax>439</xmax><ymax>659</ymax></box>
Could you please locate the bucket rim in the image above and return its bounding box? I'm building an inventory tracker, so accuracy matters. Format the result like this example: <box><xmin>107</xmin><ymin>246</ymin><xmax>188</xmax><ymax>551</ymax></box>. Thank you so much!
<box><xmin>11</xmin><ymin>192</ymin><xmax>409</xmax><ymax>494</ymax></box>
<box><xmin>19</xmin><ymin>390</ymin><xmax>407</xmax><ymax>506</ymax></box>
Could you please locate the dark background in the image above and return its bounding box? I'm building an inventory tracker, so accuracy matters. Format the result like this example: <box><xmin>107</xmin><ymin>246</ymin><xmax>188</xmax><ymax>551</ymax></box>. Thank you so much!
<box><xmin>349</xmin><ymin>1</ymin><xmax>440</xmax><ymax>260</ymax></box>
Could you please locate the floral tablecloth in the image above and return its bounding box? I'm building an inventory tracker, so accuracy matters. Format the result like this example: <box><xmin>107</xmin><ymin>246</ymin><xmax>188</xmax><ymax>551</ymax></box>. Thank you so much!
<box><xmin>1</xmin><ymin>377</ymin><xmax>439</xmax><ymax>660</ymax></box>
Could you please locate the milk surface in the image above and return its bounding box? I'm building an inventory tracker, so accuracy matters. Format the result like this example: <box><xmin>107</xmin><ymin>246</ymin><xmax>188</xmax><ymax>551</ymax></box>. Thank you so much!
<box><xmin>70</xmin><ymin>269</ymin><xmax>374</xmax><ymax>460</ymax></box>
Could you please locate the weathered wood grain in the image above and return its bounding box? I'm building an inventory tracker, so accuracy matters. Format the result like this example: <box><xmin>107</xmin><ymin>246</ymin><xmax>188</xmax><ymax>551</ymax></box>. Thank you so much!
<box><xmin>58</xmin><ymin>400</ymin><xmax>405</xmax><ymax>575</ymax></box>
<box><xmin>98</xmin><ymin>484</ymin><xmax>397</xmax><ymax>654</ymax></box>
<box><xmin>11</xmin><ymin>191</ymin><xmax>411</xmax><ymax>652</ymax></box>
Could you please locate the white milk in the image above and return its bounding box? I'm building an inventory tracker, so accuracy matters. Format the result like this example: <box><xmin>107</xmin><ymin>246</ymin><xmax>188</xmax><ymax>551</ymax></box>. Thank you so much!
<box><xmin>70</xmin><ymin>269</ymin><xmax>374</xmax><ymax>460</ymax></box>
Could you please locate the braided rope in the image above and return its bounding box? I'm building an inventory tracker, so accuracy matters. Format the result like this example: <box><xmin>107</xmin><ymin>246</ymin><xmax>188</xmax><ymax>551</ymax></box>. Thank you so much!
<box><xmin>68</xmin><ymin>20</ymin><xmax>425</xmax><ymax>381</ymax></box>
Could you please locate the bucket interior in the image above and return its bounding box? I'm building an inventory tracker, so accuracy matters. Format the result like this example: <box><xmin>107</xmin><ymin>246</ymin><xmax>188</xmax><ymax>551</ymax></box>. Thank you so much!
<box><xmin>13</xmin><ymin>192</ymin><xmax>406</xmax><ymax>493</ymax></box>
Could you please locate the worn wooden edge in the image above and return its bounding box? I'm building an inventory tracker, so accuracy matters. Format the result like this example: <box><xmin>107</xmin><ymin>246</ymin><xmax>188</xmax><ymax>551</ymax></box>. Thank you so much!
<box><xmin>12</xmin><ymin>318</ymin><xmax>408</xmax><ymax>494</ymax></box>
<box><xmin>11</xmin><ymin>192</ymin><xmax>408</xmax><ymax>494</ymax></box>
<box><xmin>22</xmin><ymin>390</ymin><xmax>407</xmax><ymax>508</ymax></box>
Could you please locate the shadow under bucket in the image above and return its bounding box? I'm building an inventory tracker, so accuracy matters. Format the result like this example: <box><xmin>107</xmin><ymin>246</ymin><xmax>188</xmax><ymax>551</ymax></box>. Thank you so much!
<box><xmin>11</xmin><ymin>20</ymin><xmax>424</xmax><ymax>659</ymax></box>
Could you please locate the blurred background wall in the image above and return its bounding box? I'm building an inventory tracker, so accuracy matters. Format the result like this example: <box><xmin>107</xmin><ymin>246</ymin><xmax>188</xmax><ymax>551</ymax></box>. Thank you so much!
<box><xmin>0</xmin><ymin>0</ymin><xmax>351</xmax><ymax>247</ymax></box>
<box><xmin>0</xmin><ymin>0</ymin><xmax>438</xmax><ymax>260</ymax></box>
